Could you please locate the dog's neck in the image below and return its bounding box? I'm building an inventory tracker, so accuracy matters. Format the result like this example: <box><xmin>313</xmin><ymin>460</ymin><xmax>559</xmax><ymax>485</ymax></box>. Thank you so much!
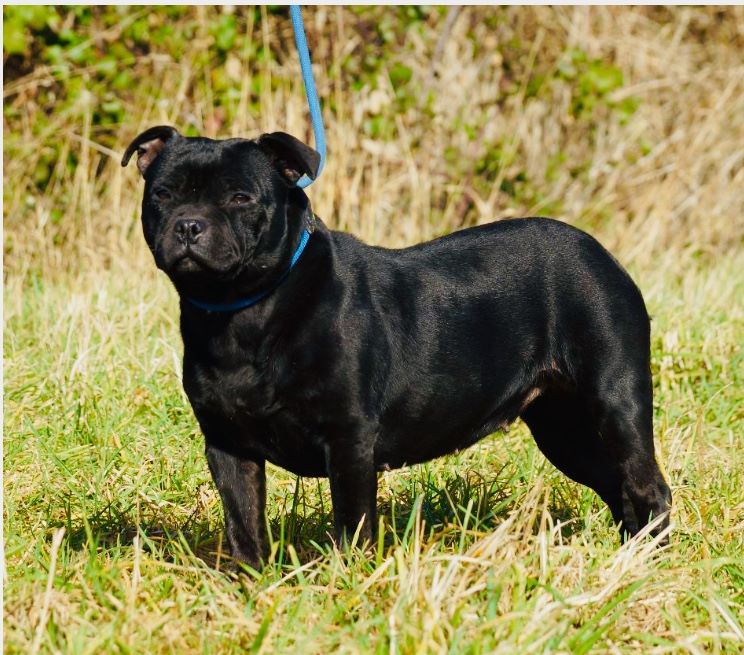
<box><xmin>177</xmin><ymin>212</ymin><xmax>331</xmax><ymax>377</ymax></box>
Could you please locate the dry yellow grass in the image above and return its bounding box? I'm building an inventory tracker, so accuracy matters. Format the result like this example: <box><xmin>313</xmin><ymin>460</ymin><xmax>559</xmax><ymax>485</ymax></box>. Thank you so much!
<box><xmin>5</xmin><ymin>7</ymin><xmax>743</xmax><ymax>277</ymax></box>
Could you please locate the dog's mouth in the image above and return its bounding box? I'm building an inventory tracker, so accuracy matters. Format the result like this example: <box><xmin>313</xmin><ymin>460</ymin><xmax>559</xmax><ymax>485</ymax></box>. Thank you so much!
<box><xmin>172</xmin><ymin>248</ymin><xmax>208</xmax><ymax>271</ymax></box>
<box><xmin>160</xmin><ymin>244</ymin><xmax>240</xmax><ymax>279</ymax></box>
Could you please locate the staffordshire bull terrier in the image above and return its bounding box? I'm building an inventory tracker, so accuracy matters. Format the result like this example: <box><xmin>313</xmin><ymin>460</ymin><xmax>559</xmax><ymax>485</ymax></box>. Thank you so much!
<box><xmin>122</xmin><ymin>126</ymin><xmax>671</xmax><ymax>569</ymax></box>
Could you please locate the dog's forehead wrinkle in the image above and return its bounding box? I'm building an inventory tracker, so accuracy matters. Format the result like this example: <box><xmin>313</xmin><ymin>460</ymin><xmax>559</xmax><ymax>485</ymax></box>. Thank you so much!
<box><xmin>153</xmin><ymin>140</ymin><xmax>271</xmax><ymax>195</ymax></box>
<box><xmin>147</xmin><ymin>138</ymin><xmax>274</xmax><ymax>196</ymax></box>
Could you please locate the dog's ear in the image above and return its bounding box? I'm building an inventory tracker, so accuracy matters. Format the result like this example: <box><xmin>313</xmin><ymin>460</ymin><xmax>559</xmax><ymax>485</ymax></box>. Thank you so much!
<box><xmin>121</xmin><ymin>125</ymin><xmax>179</xmax><ymax>176</ymax></box>
<box><xmin>256</xmin><ymin>132</ymin><xmax>320</xmax><ymax>185</ymax></box>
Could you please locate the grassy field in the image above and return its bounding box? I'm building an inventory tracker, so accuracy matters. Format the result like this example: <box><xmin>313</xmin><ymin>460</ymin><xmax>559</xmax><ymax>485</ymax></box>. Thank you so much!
<box><xmin>4</xmin><ymin>6</ymin><xmax>743</xmax><ymax>653</ymax></box>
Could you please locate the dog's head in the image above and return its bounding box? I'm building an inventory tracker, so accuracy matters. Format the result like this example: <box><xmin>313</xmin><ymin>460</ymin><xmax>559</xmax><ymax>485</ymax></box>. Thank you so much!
<box><xmin>122</xmin><ymin>126</ymin><xmax>319</xmax><ymax>301</ymax></box>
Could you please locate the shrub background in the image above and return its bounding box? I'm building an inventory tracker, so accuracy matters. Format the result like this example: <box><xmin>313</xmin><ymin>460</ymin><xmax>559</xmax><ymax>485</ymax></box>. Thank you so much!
<box><xmin>4</xmin><ymin>6</ymin><xmax>743</xmax><ymax>654</ymax></box>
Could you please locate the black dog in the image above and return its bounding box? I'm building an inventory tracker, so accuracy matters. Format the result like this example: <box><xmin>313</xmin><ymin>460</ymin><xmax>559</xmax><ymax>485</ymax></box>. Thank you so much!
<box><xmin>122</xmin><ymin>126</ymin><xmax>671</xmax><ymax>569</ymax></box>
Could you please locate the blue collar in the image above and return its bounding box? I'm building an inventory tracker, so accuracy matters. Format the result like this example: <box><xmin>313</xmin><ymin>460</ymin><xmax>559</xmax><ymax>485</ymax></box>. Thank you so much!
<box><xmin>186</xmin><ymin>228</ymin><xmax>312</xmax><ymax>312</ymax></box>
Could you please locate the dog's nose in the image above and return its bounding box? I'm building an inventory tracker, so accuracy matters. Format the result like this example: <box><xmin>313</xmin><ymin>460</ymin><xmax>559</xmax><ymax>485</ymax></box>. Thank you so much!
<box><xmin>174</xmin><ymin>219</ymin><xmax>205</xmax><ymax>244</ymax></box>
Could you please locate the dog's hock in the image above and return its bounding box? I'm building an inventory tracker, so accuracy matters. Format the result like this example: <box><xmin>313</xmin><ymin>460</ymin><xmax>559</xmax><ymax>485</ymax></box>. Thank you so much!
<box><xmin>121</xmin><ymin>125</ymin><xmax>180</xmax><ymax>177</ymax></box>
<box><xmin>256</xmin><ymin>132</ymin><xmax>321</xmax><ymax>186</ymax></box>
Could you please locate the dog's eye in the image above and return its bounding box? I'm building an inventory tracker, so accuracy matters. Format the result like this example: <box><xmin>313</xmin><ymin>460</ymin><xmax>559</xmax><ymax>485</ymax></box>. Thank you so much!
<box><xmin>153</xmin><ymin>188</ymin><xmax>172</xmax><ymax>201</ymax></box>
<box><xmin>231</xmin><ymin>193</ymin><xmax>253</xmax><ymax>205</ymax></box>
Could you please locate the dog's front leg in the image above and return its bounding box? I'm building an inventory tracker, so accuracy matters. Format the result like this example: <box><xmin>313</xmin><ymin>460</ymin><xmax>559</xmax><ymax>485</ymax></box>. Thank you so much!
<box><xmin>205</xmin><ymin>442</ymin><xmax>267</xmax><ymax>570</ymax></box>
<box><xmin>325</xmin><ymin>438</ymin><xmax>377</xmax><ymax>546</ymax></box>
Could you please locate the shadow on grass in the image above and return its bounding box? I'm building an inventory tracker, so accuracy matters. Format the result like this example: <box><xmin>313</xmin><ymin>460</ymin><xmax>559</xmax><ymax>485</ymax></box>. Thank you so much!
<box><xmin>55</xmin><ymin>465</ymin><xmax>611</xmax><ymax>572</ymax></box>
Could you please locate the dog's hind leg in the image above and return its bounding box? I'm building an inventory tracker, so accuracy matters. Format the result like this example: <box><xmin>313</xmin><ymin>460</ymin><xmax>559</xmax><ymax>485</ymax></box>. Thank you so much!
<box><xmin>520</xmin><ymin>389</ymin><xmax>633</xmax><ymax>533</ymax></box>
<box><xmin>521</xmin><ymin>384</ymin><xmax>671</xmax><ymax>542</ymax></box>
<box><xmin>593</xmin><ymin>380</ymin><xmax>672</xmax><ymax>541</ymax></box>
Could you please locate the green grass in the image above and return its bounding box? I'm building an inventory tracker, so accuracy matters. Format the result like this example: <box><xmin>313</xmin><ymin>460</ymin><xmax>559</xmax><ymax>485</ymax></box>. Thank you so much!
<box><xmin>4</xmin><ymin>252</ymin><xmax>743</xmax><ymax>653</ymax></box>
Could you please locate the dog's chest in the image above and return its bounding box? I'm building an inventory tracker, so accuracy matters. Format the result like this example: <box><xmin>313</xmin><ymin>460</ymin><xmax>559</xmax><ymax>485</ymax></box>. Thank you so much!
<box><xmin>183</xmin><ymin>343</ymin><xmax>328</xmax><ymax>474</ymax></box>
<box><xmin>185</xmin><ymin>353</ymin><xmax>278</xmax><ymax>422</ymax></box>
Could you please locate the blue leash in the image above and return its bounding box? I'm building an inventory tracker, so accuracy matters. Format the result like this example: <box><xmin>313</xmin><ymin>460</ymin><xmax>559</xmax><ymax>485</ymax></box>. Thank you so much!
<box><xmin>186</xmin><ymin>7</ymin><xmax>323</xmax><ymax>312</ymax></box>
<box><xmin>290</xmin><ymin>4</ymin><xmax>326</xmax><ymax>188</ymax></box>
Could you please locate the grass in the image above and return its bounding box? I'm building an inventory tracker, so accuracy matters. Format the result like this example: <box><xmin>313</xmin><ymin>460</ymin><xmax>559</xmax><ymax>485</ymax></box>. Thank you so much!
<box><xmin>4</xmin><ymin>6</ymin><xmax>744</xmax><ymax>654</ymax></box>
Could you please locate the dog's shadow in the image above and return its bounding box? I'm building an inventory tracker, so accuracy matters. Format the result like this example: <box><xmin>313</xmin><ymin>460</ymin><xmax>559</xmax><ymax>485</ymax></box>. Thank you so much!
<box><xmin>59</xmin><ymin>468</ymin><xmax>601</xmax><ymax>574</ymax></box>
